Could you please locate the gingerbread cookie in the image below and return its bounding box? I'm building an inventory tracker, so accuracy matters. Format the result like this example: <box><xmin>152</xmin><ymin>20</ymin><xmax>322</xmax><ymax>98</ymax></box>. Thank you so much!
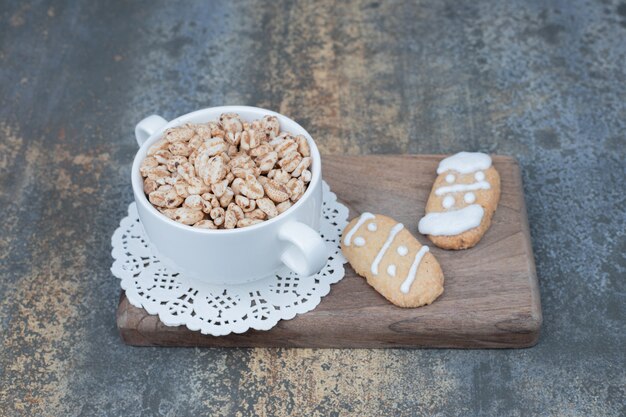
<box><xmin>418</xmin><ymin>152</ymin><xmax>501</xmax><ymax>250</ymax></box>
<box><xmin>341</xmin><ymin>213</ymin><xmax>444</xmax><ymax>308</ymax></box>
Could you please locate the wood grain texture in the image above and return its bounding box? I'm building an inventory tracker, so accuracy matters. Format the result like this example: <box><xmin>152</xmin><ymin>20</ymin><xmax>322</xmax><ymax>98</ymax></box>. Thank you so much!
<box><xmin>117</xmin><ymin>154</ymin><xmax>541</xmax><ymax>348</ymax></box>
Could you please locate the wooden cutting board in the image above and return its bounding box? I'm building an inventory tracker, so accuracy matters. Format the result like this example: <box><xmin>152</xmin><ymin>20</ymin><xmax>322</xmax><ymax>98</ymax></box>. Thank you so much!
<box><xmin>116</xmin><ymin>155</ymin><xmax>542</xmax><ymax>348</ymax></box>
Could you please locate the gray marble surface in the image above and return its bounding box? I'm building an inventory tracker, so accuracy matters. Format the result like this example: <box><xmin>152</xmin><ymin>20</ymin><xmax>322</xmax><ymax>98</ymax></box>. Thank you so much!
<box><xmin>0</xmin><ymin>0</ymin><xmax>624</xmax><ymax>415</ymax></box>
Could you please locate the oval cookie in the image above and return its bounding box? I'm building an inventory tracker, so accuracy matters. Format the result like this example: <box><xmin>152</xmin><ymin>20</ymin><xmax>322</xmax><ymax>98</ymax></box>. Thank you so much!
<box><xmin>418</xmin><ymin>152</ymin><xmax>501</xmax><ymax>250</ymax></box>
<box><xmin>341</xmin><ymin>213</ymin><xmax>444</xmax><ymax>308</ymax></box>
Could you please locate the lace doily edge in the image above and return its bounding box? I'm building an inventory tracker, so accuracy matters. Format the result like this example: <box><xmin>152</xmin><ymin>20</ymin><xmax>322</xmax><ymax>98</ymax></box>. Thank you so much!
<box><xmin>118</xmin><ymin>262</ymin><xmax>344</xmax><ymax>336</ymax></box>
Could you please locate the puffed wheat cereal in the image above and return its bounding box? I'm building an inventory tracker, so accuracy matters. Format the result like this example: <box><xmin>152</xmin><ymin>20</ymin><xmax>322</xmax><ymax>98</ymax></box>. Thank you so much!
<box><xmin>139</xmin><ymin>113</ymin><xmax>313</xmax><ymax>228</ymax></box>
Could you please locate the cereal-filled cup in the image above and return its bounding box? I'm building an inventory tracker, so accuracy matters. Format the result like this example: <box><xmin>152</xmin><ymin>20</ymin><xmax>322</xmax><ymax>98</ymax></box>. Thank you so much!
<box><xmin>132</xmin><ymin>106</ymin><xmax>327</xmax><ymax>284</ymax></box>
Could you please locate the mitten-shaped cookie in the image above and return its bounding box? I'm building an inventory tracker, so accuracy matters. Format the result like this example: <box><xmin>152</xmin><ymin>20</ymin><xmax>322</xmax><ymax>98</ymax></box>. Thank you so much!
<box><xmin>419</xmin><ymin>152</ymin><xmax>501</xmax><ymax>250</ymax></box>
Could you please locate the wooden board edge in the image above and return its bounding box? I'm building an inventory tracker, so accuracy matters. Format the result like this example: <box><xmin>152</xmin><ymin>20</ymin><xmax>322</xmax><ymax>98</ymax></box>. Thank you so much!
<box><xmin>117</xmin><ymin>291</ymin><xmax>542</xmax><ymax>349</ymax></box>
<box><xmin>510</xmin><ymin>157</ymin><xmax>543</xmax><ymax>347</ymax></box>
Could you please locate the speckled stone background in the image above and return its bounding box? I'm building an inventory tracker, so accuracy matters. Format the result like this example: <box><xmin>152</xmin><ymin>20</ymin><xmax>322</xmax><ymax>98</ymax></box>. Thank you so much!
<box><xmin>1</xmin><ymin>0</ymin><xmax>625</xmax><ymax>416</ymax></box>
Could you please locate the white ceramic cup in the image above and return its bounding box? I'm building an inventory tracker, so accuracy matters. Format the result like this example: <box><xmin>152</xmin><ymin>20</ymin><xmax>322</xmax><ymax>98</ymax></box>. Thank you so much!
<box><xmin>132</xmin><ymin>106</ymin><xmax>327</xmax><ymax>284</ymax></box>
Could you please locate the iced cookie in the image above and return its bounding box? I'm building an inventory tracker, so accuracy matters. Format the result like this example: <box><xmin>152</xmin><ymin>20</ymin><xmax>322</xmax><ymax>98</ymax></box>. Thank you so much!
<box><xmin>418</xmin><ymin>152</ymin><xmax>501</xmax><ymax>250</ymax></box>
<box><xmin>341</xmin><ymin>213</ymin><xmax>444</xmax><ymax>308</ymax></box>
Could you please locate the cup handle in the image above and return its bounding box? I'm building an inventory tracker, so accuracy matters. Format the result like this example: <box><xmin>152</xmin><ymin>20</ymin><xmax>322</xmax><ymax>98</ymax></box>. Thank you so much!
<box><xmin>278</xmin><ymin>222</ymin><xmax>328</xmax><ymax>276</ymax></box>
<box><xmin>135</xmin><ymin>115</ymin><xmax>168</xmax><ymax>147</ymax></box>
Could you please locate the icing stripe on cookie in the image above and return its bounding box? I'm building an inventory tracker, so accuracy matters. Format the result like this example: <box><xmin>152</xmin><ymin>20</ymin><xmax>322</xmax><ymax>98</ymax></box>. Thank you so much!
<box><xmin>437</xmin><ymin>152</ymin><xmax>492</xmax><ymax>174</ymax></box>
<box><xmin>371</xmin><ymin>223</ymin><xmax>404</xmax><ymax>275</ymax></box>
<box><xmin>400</xmin><ymin>246</ymin><xmax>429</xmax><ymax>294</ymax></box>
<box><xmin>343</xmin><ymin>212</ymin><xmax>375</xmax><ymax>246</ymax></box>
<box><xmin>435</xmin><ymin>180</ymin><xmax>490</xmax><ymax>196</ymax></box>
<box><xmin>418</xmin><ymin>204</ymin><xmax>484</xmax><ymax>236</ymax></box>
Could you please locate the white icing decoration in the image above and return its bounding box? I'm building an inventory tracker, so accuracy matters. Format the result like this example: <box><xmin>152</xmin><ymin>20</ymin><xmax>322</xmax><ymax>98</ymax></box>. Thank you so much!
<box><xmin>435</xmin><ymin>180</ymin><xmax>490</xmax><ymax>196</ymax></box>
<box><xmin>343</xmin><ymin>212</ymin><xmax>375</xmax><ymax>246</ymax></box>
<box><xmin>397</xmin><ymin>246</ymin><xmax>408</xmax><ymax>256</ymax></box>
<box><xmin>464</xmin><ymin>192</ymin><xmax>476</xmax><ymax>204</ymax></box>
<box><xmin>367</xmin><ymin>223</ymin><xmax>377</xmax><ymax>232</ymax></box>
<box><xmin>437</xmin><ymin>152</ymin><xmax>492</xmax><ymax>174</ymax></box>
<box><xmin>400</xmin><ymin>246</ymin><xmax>429</xmax><ymax>294</ymax></box>
<box><xmin>474</xmin><ymin>171</ymin><xmax>485</xmax><ymax>181</ymax></box>
<box><xmin>418</xmin><ymin>204</ymin><xmax>484</xmax><ymax>236</ymax></box>
<box><xmin>371</xmin><ymin>223</ymin><xmax>404</xmax><ymax>275</ymax></box>
<box><xmin>387</xmin><ymin>264</ymin><xmax>396</xmax><ymax>277</ymax></box>
<box><xmin>442</xmin><ymin>195</ymin><xmax>455</xmax><ymax>209</ymax></box>
<box><xmin>445</xmin><ymin>174</ymin><xmax>455</xmax><ymax>183</ymax></box>
<box><xmin>354</xmin><ymin>237</ymin><xmax>366</xmax><ymax>246</ymax></box>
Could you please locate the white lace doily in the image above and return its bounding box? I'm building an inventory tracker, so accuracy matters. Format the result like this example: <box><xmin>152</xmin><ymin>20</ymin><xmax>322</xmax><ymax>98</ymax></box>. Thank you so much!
<box><xmin>111</xmin><ymin>181</ymin><xmax>349</xmax><ymax>336</ymax></box>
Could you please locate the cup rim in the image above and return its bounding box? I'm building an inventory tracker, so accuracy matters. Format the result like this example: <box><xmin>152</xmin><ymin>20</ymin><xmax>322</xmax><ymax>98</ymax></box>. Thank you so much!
<box><xmin>131</xmin><ymin>105</ymin><xmax>322</xmax><ymax>235</ymax></box>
